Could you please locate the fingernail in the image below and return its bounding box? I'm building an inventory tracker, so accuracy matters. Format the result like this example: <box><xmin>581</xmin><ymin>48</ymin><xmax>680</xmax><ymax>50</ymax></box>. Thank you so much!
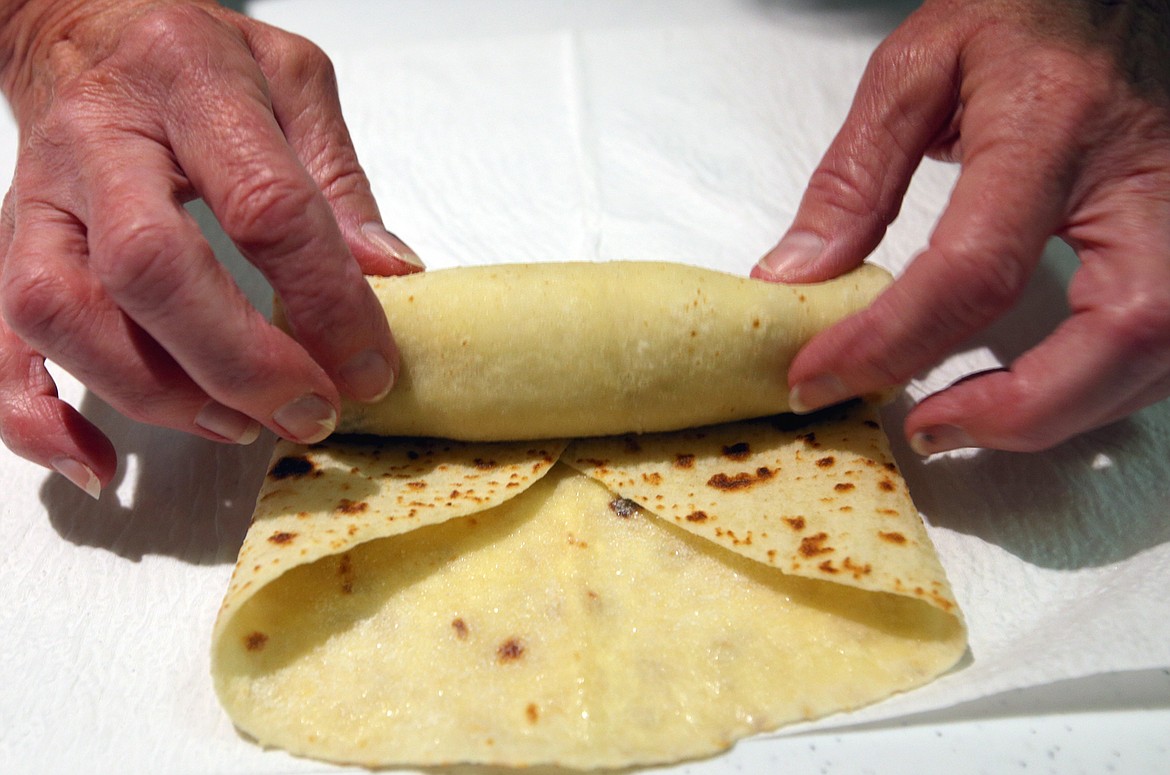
<box><xmin>273</xmin><ymin>393</ymin><xmax>337</xmax><ymax>444</ymax></box>
<box><xmin>789</xmin><ymin>374</ymin><xmax>850</xmax><ymax>414</ymax></box>
<box><xmin>756</xmin><ymin>231</ymin><xmax>825</xmax><ymax>279</ymax></box>
<box><xmin>362</xmin><ymin>222</ymin><xmax>424</xmax><ymax>269</ymax></box>
<box><xmin>52</xmin><ymin>456</ymin><xmax>101</xmax><ymax>500</ymax></box>
<box><xmin>910</xmin><ymin>425</ymin><xmax>976</xmax><ymax>456</ymax></box>
<box><xmin>339</xmin><ymin>348</ymin><xmax>394</xmax><ymax>402</ymax></box>
<box><xmin>195</xmin><ymin>401</ymin><xmax>263</xmax><ymax>445</ymax></box>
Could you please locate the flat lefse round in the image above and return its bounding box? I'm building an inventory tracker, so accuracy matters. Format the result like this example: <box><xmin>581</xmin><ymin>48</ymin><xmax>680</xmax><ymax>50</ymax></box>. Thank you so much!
<box><xmin>211</xmin><ymin>411</ymin><xmax>966</xmax><ymax>769</ymax></box>
<box><xmin>335</xmin><ymin>261</ymin><xmax>891</xmax><ymax>439</ymax></box>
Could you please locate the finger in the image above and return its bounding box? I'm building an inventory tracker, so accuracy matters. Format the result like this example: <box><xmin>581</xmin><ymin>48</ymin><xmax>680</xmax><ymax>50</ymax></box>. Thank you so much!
<box><xmin>784</xmin><ymin>110</ymin><xmax>1073</xmax><ymax>414</ymax></box>
<box><xmin>908</xmin><ymin>164</ymin><xmax>1170</xmax><ymax>453</ymax></box>
<box><xmin>244</xmin><ymin>21</ymin><xmax>423</xmax><ymax>277</ymax></box>
<box><xmin>2</xmin><ymin>198</ymin><xmax>266</xmax><ymax>445</ymax></box>
<box><xmin>78</xmin><ymin>140</ymin><xmax>340</xmax><ymax>444</ymax></box>
<box><xmin>141</xmin><ymin>23</ymin><xmax>399</xmax><ymax>406</ymax></box>
<box><xmin>753</xmin><ymin>18</ymin><xmax>960</xmax><ymax>283</ymax></box>
<box><xmin>905</xmin><ymin>301</ymin><xmax>1170</xmax><ymax>453</ymax></box>
<box><xmin>0</xmin><ymin>190</ymin><xmax>115</xmax><ymax>495</ymax></box>
<box><xmin>0</xmin><ymin>320</ymin><xmax>116</xmax><ymax>496</ymax></box>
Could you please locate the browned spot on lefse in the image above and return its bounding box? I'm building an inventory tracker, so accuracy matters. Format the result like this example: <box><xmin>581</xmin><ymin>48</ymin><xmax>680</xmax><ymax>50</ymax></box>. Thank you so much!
<box><xmin>879</xmin><ymin>531</ymin><xmax>907</xmax><ymax>544</ymax></box>
<box><xmin>609</xmin><ymin>498</ymin><xmax>638</xmax><ymax>518</ymax></box>
<box><xmin>674</xmin><ymin>453</ymin><xmax>695</xmax><ymax>469</ymax></box>
<box><xmin>816</xmin><ymin>456</ymin><xmax>836</xmax><ymax>468</ymax></box>
<box><xmin>784</xmin><ymin>516</ymin><xmax>806</xmax><ymax>531</ymax></box>
<box><xmin>452</xmin><ymin>617</ymin><xmax>469</xmax><ymax>639</ymax></box>
<box><xmin>685</xmin><ymin>510</ymin><xmax>709</xmax><ymax>523</ymax></box>
<box><xmin>474</xmin><ymin>458</ymin><xmax>498</xmax><ymax>470</ymax></box>
<box><xmin>335</xmin><ymin>498</ymin><xmax>368</xmax><ymax>514</ymax></box>
<box><xmin>878</xmin><ymin>477</ymin><xmax>896</xmax><ymax>492</ymax></box>
<box><xmin>707</xmin><ymin>467</ymin><xmax>775</xmax><ymax>491</ymax></box>
<box><xmin>268</xmin><ymin>531</ymin><xmax>297</xmax><ymax>545</ymax></box>
<box><xmin>270</xmin><ymin>455</ymin><xmax>314</xmax><ymax>479</ymax></box>
<box><xmin>526</xmin><ymin>703</ymin><xmax>540</xmax><ymax>723</ymax></box>
<box><xmin>843</xmin><ymin>557</ymin><xmax>872</xmax><ymax>578</ymax></box>
<box><xmin>497</xmin><ymin>638</ymin><xmax>526</xmax><ymax>663</ymax></box>
<box><xmin>834</xmin><ymin>482</ymin><xmax>855</xmax><ymax>492</ymax></box>
<box><xmin>244</xmin><ymin>631</ymin><xmax>268</xmax><ymax>651</ymax></box>
<box><xmin>799</xmin><ymin>532</ymin><xmax>833</xmax><ymax>557</ymax></box>
<box><xmin>722</xmin><ymin>442</ymin><xmax>751</xmax><ymax>460</ymax></box>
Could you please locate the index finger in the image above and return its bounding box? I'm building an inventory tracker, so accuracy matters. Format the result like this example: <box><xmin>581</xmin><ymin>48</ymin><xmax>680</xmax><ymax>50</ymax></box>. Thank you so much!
<box><xmin>785</xmin><ymin>58</ymin><xmax>1087</xmax><ymax>414</ymax></box>
<box><xmin>151</xmin><ymin>23</ymin><xmax>399</xmax><ymax>404</ymax></box>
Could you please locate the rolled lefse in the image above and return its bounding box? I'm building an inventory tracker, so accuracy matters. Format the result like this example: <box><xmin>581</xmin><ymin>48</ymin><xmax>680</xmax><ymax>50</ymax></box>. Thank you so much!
<box><xmin>336</xmin><ymin>261</ymin><xmax>893</xmax><ymax>439</ymax></box>
<box><xmin>212</xmin><ymin>262</ymin><xmax>966</xmax><ymax>769</ymax></box>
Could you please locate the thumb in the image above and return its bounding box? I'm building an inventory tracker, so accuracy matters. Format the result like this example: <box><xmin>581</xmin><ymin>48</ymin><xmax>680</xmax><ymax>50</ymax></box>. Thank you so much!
<box><xmin>753</xmin><ymin>23</ymin><xmax>959</xmax><ymax>283</ymax></box>
<box><xmin>246</xmin><ymin>19</ymin><xmax>423</xmax><ymax>277</ymax></box>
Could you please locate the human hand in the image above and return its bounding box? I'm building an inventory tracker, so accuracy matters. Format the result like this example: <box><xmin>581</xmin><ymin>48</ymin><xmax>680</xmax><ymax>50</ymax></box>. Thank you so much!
<box><xmin>0</xmin><ymin>0</ymin><xmax>422</xmax><ymax>496</ymax></box>
<box><xmin>753</xmin><ymin>0</ymin><xmax>1170</xmax><ymax>454</ymax></box>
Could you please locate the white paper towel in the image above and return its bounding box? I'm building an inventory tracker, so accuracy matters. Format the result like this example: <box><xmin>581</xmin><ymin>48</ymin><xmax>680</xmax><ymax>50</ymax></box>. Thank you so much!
<box><xmin>2</xmin><ymin>3</ymin><xmax>1168</xmax><ymax>773</ymax></box>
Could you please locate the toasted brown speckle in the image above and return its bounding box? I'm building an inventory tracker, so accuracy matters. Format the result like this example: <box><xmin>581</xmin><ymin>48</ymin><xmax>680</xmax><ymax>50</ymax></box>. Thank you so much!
<box><xmin>722</xmin><ymin>442</ymin><xmax>751</xmax><ymax>460</ymax></box>
<box><xmin>707</xmin><ymin>467</ymin><xmax>775</xmax><ymax>491</ymax></box>
<box><xmin>799</xmin><ymin>532</ymin><xmax>833</xmax><ymax>558</ymax></box>
<box><xmin>270</xmin><ymin>455</ymin><xmax>313</xmax><ymax>480</ymax></box>
<box><xmin>335</xmin><ymin>498</ymin><xmax>368</xmax><ymax>515</ymax></box>
<box><xmin>609</xmin><ymin>498</ymin><xmax>638</xmax><ymax>518</ymax></box>
<box><xmin>497</xmin><ymin>638</ymin><xmax>526</xmax><ymax>663</ymax></box>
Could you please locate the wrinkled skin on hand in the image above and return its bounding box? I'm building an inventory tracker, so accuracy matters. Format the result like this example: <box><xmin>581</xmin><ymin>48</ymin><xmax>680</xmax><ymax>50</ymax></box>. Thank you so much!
<box><xmin>0</xmin><ymin>0</ymin><xmax>421</xmax><ymax>496</ymax></box>
<box><xmin>755</xmin><ymin>0</ymin><xmax>1170</xmax><ymax>454</ymax></box>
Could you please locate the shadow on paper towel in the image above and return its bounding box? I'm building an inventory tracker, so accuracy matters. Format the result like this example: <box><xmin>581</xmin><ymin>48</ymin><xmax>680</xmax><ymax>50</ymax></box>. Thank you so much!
<box><xmin>886</xmin><ymin>240</ymin><xmax>1170</xmax><ymax>570</ymax></box>
<box><xmin>37</xmin><ymin>200</ymin><xmax>275</xmax><ymax>564</ymax></box>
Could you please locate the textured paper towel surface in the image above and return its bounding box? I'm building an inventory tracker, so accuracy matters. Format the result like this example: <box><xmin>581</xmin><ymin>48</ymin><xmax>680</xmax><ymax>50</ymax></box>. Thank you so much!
<box><xmin>2</xmin><ymin>3</ymin><xmax>1169</xmax><ymax>773</ymax></box>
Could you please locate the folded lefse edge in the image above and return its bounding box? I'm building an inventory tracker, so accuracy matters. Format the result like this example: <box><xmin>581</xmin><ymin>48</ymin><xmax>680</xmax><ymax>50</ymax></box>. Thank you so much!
<box><xmin>212</xmin><ymin>412</ymin><xmax>964</xmax><ymax>652</ymax></box>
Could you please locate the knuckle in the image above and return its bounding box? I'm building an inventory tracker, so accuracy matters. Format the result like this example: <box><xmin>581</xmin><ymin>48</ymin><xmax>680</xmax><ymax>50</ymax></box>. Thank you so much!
<box><xmin>929</xmin><ymin>244</ymin><xmax>1025</xmax><ymax>332</ymax></box>
<box><xmin>1</xmin><ymin>266</ymin><xmax>84</xmax><ymax>344</ymax></box>
<box><xmin>89</xmin><ymin>213</ymin><xmax>188</xmax><ymax>303</ymax></box>
<box><xmin>281</xmin><ymin>35</ymin><xmax>337</xmax><ymax>89</ymax></box>
<box><xmin>119</xmin><ymin>5</ymin><xmax>222</xmax><ymax>68</ymax></box>
<box><xmin>1105</xmin><ymin>288</ymin><xmax>1170</xmax><ymax>359</ymax></box>
<box><xmin>804</xmin><ymin>163</ymin><xmax>884</xmax><ymax>223</ymax></box>
<box><xmin>219</xmin><ymin>170</ymin><xmax>318</xmax><ymax>251</ymax></box>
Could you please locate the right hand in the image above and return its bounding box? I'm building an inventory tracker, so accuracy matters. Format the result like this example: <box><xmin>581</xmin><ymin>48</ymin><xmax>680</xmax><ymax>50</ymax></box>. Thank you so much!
<box><xmin>0</xmin><ymin>0</ymin><xmax>423</xmax><ymax>497</ymax></box>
